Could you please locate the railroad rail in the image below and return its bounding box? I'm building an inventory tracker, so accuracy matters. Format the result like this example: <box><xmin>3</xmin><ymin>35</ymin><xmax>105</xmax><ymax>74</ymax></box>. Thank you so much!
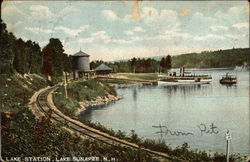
<box><xmin>35</xmin><ymin>86</ymin><xmax>176</xmax><ymax>161</ymax></box>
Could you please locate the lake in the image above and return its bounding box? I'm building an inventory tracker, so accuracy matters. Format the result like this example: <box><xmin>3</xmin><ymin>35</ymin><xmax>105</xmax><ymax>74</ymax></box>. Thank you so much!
<box><xmin>80</xmin><ymin>70</ymin><xmax>249</xmax><ymax>155</ymax></box>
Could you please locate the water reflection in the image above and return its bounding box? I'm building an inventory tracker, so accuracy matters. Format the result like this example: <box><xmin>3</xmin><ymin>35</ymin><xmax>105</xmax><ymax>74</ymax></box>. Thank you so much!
<box><xmin>160</xmin><ymin>84</ymin><xmax>208</xmax><ymax>97</ymax></box>
<box><xmin>133</xmin><ymin>87</ymin><xmax>137</xmax><ymax>101</ymax></box>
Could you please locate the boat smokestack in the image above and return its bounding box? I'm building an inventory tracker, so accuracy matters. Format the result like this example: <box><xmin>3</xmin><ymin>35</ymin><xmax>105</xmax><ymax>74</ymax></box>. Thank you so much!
<box><xmin>180</xmin><ymin>67</ymin><xmax>185</xmax><ymax>77</ymax></box>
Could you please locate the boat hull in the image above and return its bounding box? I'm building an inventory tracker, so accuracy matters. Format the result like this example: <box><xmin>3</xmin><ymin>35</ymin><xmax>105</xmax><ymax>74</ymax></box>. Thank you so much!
<box><xmin>220</xmin><ymin>79</ymin><xmax>237</xmax><ymax>84</ymax></box>
<box><xmin>158</xmin><ymin>79</ymin><xmax>211</xmax><ymax>86</ymax></box>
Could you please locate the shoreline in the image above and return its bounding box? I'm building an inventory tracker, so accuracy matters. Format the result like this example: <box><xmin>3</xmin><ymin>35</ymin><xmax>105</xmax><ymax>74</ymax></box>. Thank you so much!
<box><xmin>74</xmin><ymin>82</ymin><xmax>156</xmax><ymax>116</ymax></box>
<box><xmin>75</xmin><ymin>94</ymin><xmax>123</xmax><ymax>116</ymax></box>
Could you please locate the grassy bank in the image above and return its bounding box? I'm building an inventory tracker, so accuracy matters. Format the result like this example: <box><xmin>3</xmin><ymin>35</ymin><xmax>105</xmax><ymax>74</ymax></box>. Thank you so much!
<box><xmin>0</xmin><ymin>73</ymin><xmax>48</xmax><ymax>112</ymax></box>
<box><xmin>53</xmin><ymin>78</ymin><xmax>117</xmax><ymax>117</ymax></box>
<box><xmin>111</xmin><ymin>73</ymin><xmax>158</xmax><ymax>81</ymax></box>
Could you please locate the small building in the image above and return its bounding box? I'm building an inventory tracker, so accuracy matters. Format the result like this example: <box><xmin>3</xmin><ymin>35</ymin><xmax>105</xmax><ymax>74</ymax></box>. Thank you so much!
<box><xmin>95</xmin><ymin>63</ymin><xmax>112</xmax><ymax>75</ymax></box>
<box><xmin>72</xmin><ymin>50</ymin><xmax>95</xmax><ymax>80</ymax></box>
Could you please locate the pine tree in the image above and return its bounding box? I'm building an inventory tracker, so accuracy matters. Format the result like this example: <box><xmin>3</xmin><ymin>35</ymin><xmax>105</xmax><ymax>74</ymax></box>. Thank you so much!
<box><xmin>42</xmin><ymin>38</ymin><xmax>64</xmax><ymax>82</ymax></box>
<box><xmin>13</xmin><ymin>38</ymin><xmax>28</xmax><ymax>74</ymax></box>
<box><xmin>0</xmin><ymin>20</ymin><xmax>16</xmax><ymax>74</ymax></box>
<box><xmin>165</xmin><ymin>55</ymin><xmax>172</xmax><ymax>70</ymax></box>
<box><xmin>131</xmin><ymin>57</ymin><xmax>137</xmax><ymax>73</ymax></box>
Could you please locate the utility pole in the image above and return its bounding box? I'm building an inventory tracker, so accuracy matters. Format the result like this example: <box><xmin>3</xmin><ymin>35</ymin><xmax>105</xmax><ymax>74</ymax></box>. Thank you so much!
<box><xmin>63</xmin><ymin>72</ymin><xmax>68</xmax><ymax>99</ymax></box>
<box><xmin>225</xmin><ymin>130</ymin><xmax>232</xmax><ymax>162</ymax></box>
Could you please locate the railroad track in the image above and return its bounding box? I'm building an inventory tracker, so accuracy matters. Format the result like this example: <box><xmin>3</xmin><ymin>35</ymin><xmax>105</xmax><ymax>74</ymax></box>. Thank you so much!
<box><xmin>36</xmin><ymin>86</ymin><xmax>175</xmax><ymax>161</ymax></box>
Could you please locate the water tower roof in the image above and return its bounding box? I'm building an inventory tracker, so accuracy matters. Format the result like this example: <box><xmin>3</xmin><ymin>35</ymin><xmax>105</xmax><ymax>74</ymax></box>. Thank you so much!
<box><xmin>73</xmin><ymin>50</ymin><xmax>90</xmax><ymax>57</ymax></box>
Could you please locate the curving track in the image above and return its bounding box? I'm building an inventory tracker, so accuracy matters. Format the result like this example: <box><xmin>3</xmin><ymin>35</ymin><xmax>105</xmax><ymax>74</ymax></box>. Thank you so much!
<box><xmin>36</xmin><ymin>86</ymin><xmax>175</xmax><ymax>162</ymax></box>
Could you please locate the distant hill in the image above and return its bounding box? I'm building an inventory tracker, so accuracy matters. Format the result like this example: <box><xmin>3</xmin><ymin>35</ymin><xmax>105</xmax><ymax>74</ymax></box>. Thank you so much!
<box><xmin>111</xmin><ymin>48</ymin><xmax>249</xmax><ymax>68</ymax></box>
<box><xmin>171</xmin><ymin>48</ymin><xmax>249</xmax><ymax>68</ymax></box>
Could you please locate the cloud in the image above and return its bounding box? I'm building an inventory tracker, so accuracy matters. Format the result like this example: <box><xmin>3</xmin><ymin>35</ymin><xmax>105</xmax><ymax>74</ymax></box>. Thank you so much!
<box><xmin>101</xmin><ymin>10</ymin><xmax>119</xmax><ymax>20</ymax></box>
<box><xmin>232</xmin><ymin>22</ymin><xmax>249</xmax><ymax>30</ymax></box>
<box><xmin>25</xmin><ymin>27</ymin><xmax>53</xmax><ymax>34</ymax></box>
<box><xmin>193</xmin><ymin>34</ymin><xmax>224</xmax><ymax>41</ymax></box>
<box><xmin>215</xmin><ymin>6</ymin><xmax>244</xmax><ymax>20</ymax></box>
<box><xmin>124</xmin><ymin>26</ymin><xmax>146</xmax><ymax>35</ymax></box>
<box><xmin>124</xmin><ymin>30</ymin><xmax>134</xmax><ymax>35</ymax></box>
<box><xmin>6</xmin><ymin>21</ymin><xmax>23</xmax><ymax>30</ymax></box>
<box><xmin>2</xmin><ymin>6</ymin><xmax>25</xmax><ymax>17</ymax></box>
<box><xmin>141</xmin><ymin>7</ymin><xmax>178</xmax><ymax>22</ymax></box>
<box><xmin>79</xmin><ymin>31</ymin><xmax>131</xmax><ymax>44</ymax></box>
<box><xmin>55</xmin><ymin>25</ymin><xmax>90</xmax><ymax>36</ymax></box>
<box><xmin>159</xmin><ymin>27</ymin><xmax>191</xmax><ymax>40</ymax></box>
<box><xmin>226</xmin><ymin>34</ymin><xmax>249</xmax><ymax>40</ymax></box>
<box><xmin>58</xmin><ymin>6</ymin><xmax>79</xmax><ymax>16</ymax></box>
<box><xmin>210</xmin><ymin>25</ymin><xmax>229</xmax><ymax>31</ymax></box>
<box><xmin>179</xmin><ymin>8</ymin><xmax>191</xmax><ymax>17</ymax></box>
<box><xmin>29</xmin><ymin>5</ymin><xmax>54</xmax><ymax>19</ymax></box>
<box><xmin>134</xmin><ymin>26</ymin><xmax>146</xmax><ymax>32</ymax></box>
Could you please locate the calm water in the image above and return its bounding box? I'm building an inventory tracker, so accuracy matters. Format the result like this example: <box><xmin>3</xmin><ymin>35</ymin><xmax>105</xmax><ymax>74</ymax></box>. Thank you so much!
<box><xmin>81</xmin><ymin>70</ymin><xmax>249</xmax><ymax>155</ymax></box>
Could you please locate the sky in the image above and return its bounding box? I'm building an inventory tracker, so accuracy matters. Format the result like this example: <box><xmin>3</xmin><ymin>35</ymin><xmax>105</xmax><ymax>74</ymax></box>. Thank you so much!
<box><xmin>2</xmin><ymin>0</ymin><xmax>249</xmax><ymax>61</ymax></box>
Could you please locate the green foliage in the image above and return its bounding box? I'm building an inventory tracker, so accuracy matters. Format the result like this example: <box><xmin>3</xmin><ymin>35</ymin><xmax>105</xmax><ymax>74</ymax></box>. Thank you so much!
<box><xmin>0</xmin><ymin>20</ymin><xmax>16</xmax><ymax>74</ymax></box>
<box><xmin>172</xmin><ymin>48</ymin><xmax>250</xmax><ymax>68</ymax></box>
<box><xmin>0</xmin><ymin>20</ymin><xmax>72</xmax><ymax>84</ymax></box>
<box><xmin>160</xmin><ymin>55</ymin><xmax>172</xmax><ymax>73</ymax></box>
<box><xmin>13</xmin><ymin>39</ymin><xmax>28</xmax><ymax>74</ymax></box>
<box><xmin>53</xmin><ymin>78</ymin><xmax>117</xmax><ymax>117</ymax></box>
<box><xmin>95</xmin><ymin>48</ymin><xmax>249</xmax><ymax>73</ymax></box>
<box><xmin>129</xmin><ymin>130</ymin><xmax>142</xmax><ymax>144</ymax></box>
<box><xmin>62</xmin><ymin>53</ymin><xmax>72</xmax><ymax>73</ymax></box>
<box><xmin>0</xmin><ymin>73</ymin><xmax>47</xmax><ymax>112</ymax></box>
<box><xmin>2</xmin><ymin>108</ymin><xmax>156</xmax><ymax>161</ymax></box>
<box><xmin>0</xmin><ymin>20</ymin><xmax>43</xmax><ymax>75</ymax></box>
<box><xmin>53</xmin><ymin>92</ymin><xmax>80</xmax><ymax>117</ymax></box>
<box><xmin>42</xmin><ymin>38</ymin><xmax>65</xmax><ymax>83</ymax></box>
<box><xmin>107</xmin><ymin>58</ymin><xmax>160</xmax><ymax>73</ymax></box>
<box><xmin>90</xmin><ymin>60</ymin><xmax>104</xmax><ymax>70</ymax></box>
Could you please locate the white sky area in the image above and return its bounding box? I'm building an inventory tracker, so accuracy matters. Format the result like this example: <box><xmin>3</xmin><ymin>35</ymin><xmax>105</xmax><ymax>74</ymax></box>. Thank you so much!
<box><xmin>2</xmin><ymin>1</ymin><xmax>249</xmax><ymax>61</ymax></box>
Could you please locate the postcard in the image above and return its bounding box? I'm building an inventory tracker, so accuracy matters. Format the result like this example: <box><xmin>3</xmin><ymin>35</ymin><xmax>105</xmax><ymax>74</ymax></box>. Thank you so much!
<box><xmin>1</xmin><ymin>0</ymin><xmax>249</xmax><ymax>161</ymax></box>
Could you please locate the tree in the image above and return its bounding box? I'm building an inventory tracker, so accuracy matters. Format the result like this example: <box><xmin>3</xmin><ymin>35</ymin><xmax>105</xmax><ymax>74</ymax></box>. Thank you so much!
<box><xmin>50</xmin><ymin>38</ymin><xmax>64</xmax><ymax>78</ymax></box>
<box><xmin>62</xmin><ymin>53</ymin><xmax>72</xmax><ymax>73</ymax></box>
<box><xmin>165</xmin><ymin>55</ymin><xmax>172</xmax><ymax>70</ymax></box>
<box><xmin>30</xmin><ymin>42</ymin><xmax>42</xmax><ymax>74</ymax></box>
<box><xmin>131</xmin><ymin>57</ymin><xmax>137</xmax><ymax>73</ymax></box>
<box><xmin>160</xmin><ymin>57</ymin><xmax>165</xmax><ymax>73</ymax></box>
<box><xmin>90</xmin><ymin>60</ymin><xmax>104</xmax><ymax>70</ymax></box>
<box><xmin>0</xmin><ymin>20</ymin><xmax>16</xmax><ymax>74</ymax></box>
<box><xmin>42</xmin><ymin>45</ymin><xmax>53</xmax><ymax>78</ymax></box>
<box><xmin>42</xmin><ymin>38</ymin><xmax>64</xmax><ymax>82</ymax></box>
<box><xmin>13</xmin><ymin>38</ymin><xmax>28</xmax><ymax>74</ymax></box>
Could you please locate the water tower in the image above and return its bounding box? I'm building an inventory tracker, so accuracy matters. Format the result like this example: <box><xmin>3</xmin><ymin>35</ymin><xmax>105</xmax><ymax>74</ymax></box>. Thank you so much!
<box><xmin>72</xmin><ymin>50</ymin><xmax>93</xmax><ymax>80</ymax></box>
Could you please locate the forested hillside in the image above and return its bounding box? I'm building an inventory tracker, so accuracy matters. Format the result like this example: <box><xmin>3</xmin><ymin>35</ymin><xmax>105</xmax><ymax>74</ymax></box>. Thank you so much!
<box><xmin>171</xmin><ymin>48</ymin><xmax>250</xmax><ymax>68</ymax></box>
<box><xmin>91</xmin><ymin>48</ymin><xmax>249</xmax><ymax>73</ymax></box>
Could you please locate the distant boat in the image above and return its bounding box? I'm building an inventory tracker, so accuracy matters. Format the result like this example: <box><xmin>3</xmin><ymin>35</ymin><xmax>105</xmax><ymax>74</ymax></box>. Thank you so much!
<box><xmin>158</xmin><ymin>67</ymin><xmax>212</xmax><ymax>85</ymax></box>
<box><xmin>220</xmin><ymin>73</ymin><xmax>237</xmax><ymax>84</ymax></box>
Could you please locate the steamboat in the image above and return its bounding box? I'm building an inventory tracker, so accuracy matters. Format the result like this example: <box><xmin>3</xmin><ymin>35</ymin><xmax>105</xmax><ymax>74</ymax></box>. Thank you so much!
<box><xmin>158</xmin><ymin>67</ymin><xmax>212</xmax><ymax>85</ymax></box>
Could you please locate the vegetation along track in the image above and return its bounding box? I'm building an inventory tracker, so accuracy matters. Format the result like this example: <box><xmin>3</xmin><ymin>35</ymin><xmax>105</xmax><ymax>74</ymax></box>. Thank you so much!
<box><xmin>35</xmin><ymin>86</ymin><xmax>176</xmax><ymax>161</ymax></box>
